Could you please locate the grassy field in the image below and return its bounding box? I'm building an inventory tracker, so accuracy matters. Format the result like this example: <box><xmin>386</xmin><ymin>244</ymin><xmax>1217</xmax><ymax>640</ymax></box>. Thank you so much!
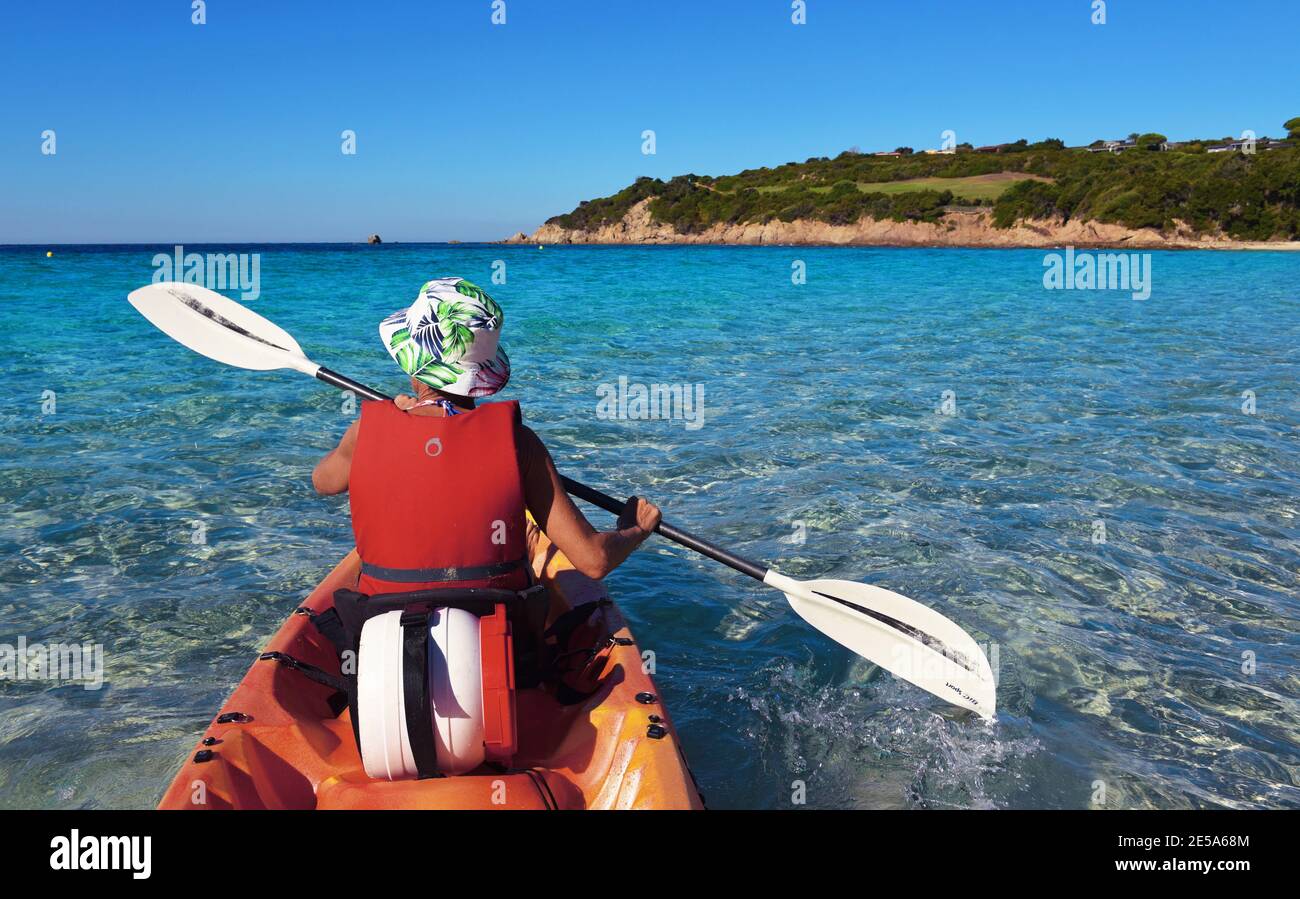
<box><xmin>750</xmin><ymin>173</ymin><xmax>1051</xmax><ymax>201</ymax></box>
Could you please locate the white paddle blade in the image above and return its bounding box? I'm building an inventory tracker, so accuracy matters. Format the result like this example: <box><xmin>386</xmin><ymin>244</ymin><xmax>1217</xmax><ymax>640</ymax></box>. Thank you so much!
<box><xmin>128</xmin><ymin>282</ymin><xmax>317</xmax><ymax>374</ymax></box>
<box><xmin>767</xmin><ymin>573</ymin><xmax>996</xmax><ymax>720</ymax></box>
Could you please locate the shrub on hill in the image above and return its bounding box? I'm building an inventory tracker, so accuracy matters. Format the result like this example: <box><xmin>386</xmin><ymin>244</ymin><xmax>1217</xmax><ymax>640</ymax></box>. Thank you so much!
<box><xmin>547</xmin><ymin>139</ymin><xmax>1300</xmax><ymax>240</ymax></box>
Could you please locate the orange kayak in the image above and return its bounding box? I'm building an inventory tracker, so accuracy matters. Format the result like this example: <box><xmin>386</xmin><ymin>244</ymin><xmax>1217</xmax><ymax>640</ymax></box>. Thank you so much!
<box><xmin>158</xmin><ymin>526</ymin><xmax>704</xmax><ymax>809</ymax></box>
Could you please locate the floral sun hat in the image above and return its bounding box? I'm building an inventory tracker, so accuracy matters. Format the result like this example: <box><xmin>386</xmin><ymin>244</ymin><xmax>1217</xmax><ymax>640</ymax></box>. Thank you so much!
<box><xmin>379</xmin><ymin>278</ymin><xmax>510</xmax><ymax>397</ymax></box>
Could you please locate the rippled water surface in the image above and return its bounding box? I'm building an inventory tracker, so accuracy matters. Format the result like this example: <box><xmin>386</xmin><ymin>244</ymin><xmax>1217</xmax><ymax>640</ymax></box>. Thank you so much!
<box><xmin>1</xmin><ymin>244</ymin><xmax>1297</xmax><ymax>809</ymax></box>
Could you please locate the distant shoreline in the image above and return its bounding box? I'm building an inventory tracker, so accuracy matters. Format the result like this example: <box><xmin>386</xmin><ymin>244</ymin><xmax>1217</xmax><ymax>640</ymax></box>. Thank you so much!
<box><xmin>6</xmin><ymin>238</ymin><xmax>1298</xmax><ymax>252</ymax></box>
<box><xmin>513</xmin><ymin>128</ymin><xmax>1300</xmax><ymax>252</ymax></box>
<box><xmin>504</xmin><ymin>202</ymin><xmax>1300</xmax><ymax>252</ymax></box>
<box><xmin>501</xmin><ymin>240</ymin><xmax>1300</xmax><ymax>252</ymax></box>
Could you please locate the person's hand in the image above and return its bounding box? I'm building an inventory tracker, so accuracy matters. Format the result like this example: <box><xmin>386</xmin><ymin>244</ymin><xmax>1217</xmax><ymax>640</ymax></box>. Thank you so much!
<box><xmin>394</xmin><ymin>394</ymin><xmax>417</xmax><ymax>411</ymax></box>
<box><xmin>617</xmin><ymin>495</ymin><xmax>662</xmax><ymax>539</ymax></box>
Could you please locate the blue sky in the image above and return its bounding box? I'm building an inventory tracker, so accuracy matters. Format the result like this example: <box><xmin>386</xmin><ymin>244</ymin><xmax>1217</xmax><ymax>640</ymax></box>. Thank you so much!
<box><xmin>3</xmin><ymin>0</ymin><xmax>1296</xmax><ymax>243</ymax></box>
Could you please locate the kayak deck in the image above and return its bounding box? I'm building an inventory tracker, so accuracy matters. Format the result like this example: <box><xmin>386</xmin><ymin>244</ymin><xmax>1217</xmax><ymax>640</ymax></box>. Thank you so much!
<box><xmin>158</xmin><ymin>525</ymin><xmax>703</xmax><ymax>809</ymax></box>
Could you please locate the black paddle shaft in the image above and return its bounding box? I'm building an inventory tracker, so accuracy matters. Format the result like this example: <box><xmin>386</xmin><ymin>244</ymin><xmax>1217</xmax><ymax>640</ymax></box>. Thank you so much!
<box><xmin>316</xmin><ymin>367</ymin><xmax>391</xmax><ymax>402</ymax></box>
<box><xmin>314</xmin><ymin>367</ymin><xmax>770</xmax><ymax>584</ymax></box>
<box><xmin>558</xmin><ymin>476</ymin><xmax>769</xmax><ymax>582</ymax></box>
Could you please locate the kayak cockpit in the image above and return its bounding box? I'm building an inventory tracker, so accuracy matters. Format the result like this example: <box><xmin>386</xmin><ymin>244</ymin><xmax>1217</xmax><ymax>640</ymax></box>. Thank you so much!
<box><xmin>158</xmin><ymin>530</ymin><xmax>703</xmax><ymax>810</ymax></box>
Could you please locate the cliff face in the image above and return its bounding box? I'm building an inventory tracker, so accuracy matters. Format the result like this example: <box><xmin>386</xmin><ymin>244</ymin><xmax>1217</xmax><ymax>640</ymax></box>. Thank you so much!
<box><xmin>506</xmin><ymin>199</ymin><xmax>1297</xmax><ymax>250</ymax></box>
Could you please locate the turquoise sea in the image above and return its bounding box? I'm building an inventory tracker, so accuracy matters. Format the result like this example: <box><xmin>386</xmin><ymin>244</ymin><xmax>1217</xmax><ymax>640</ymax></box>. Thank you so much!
<box><xmin>1</xmin><ymin>243</ymin><xmax>1297</xmax><ymax>809</ymax></box>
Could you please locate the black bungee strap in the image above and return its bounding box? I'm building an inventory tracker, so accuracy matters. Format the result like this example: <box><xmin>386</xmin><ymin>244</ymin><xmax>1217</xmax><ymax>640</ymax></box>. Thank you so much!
<box><xmin>259</xmin><ymin>650</ymin><xmax>350</xmax><ymax>693</ymax></box>
<box><xmin>258</xmin><ymin>651</ymin><xmax>351</xmax><ymax>717</ymax></box>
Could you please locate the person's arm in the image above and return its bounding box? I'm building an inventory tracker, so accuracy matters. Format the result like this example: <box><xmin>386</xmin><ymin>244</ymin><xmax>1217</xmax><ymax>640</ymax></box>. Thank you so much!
<box><xmin>312</xmin><ymin>419</ymin><xmax>360</xmax><ymax>495</ymax></box>
<box><xmin>519</xmin><ymin>426</ymin><xmax>660</xmax><ymax>579</ymax></box>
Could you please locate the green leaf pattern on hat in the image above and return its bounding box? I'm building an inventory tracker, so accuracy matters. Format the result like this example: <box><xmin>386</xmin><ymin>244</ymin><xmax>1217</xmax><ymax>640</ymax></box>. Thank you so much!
<box><xmin>378</xmin><ymin>277</ymin><xmax>510</xmax><ymax>397</ymax></box>
<box><xmin>454</xmin><ymin>280</ymin><xmax>505</xmax><ymax>327</ymax></box>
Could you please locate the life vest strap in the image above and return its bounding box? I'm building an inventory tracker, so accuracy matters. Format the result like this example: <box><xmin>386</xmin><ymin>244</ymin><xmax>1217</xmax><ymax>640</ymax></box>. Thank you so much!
<box><xmin>358</xmin><ymin>556</ymin><xmax>527</xmax><ymax>584</ymax></box>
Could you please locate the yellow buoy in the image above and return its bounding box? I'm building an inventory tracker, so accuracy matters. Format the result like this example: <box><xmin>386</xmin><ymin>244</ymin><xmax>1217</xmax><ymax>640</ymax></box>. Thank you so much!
<box><xmin>46</xmin><ymin>251</ymin><xmax>53</xmax><ymax>257</ymax></box>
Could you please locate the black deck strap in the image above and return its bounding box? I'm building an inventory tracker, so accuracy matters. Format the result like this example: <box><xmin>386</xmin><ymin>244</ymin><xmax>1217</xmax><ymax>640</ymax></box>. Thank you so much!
<box><xmin>260</xmin><ymin>652</ymin><xmax>353</xmax><ymax>701</ymax></box>
<box><xmin>331</xmin><ymin>589</ymin><xmax>370</xmax><ymax>658</ymax></box>
<box><xmin>347</xmin><ymin>686</ymin><xmax>363</xmax><ymax>755</ymax></box>
<box><xmin>401</xmin><ymin>616</ymin><xmax>440</xmax><ymax>778</ymax></box>
<box><xmin>512</xmin><ymin>582</ymin><xmax>549</xmax><ymax>691</ymax></box>
<box><xmin>295</xmin><ymin>606</ymin><xmax>351</xmax><ymax>657</ymax></box>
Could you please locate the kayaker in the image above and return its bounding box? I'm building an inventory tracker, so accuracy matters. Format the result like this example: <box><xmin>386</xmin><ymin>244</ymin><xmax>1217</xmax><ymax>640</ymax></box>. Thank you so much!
<box><xmin>311</xmin><ymin>277</ymin><xmax>661</xmax><ymax>598</ymax></box>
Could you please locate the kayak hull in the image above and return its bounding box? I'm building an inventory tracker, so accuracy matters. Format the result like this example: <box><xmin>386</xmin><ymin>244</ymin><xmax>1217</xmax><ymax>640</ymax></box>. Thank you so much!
<box><xmin>158</xmin><ymin>525</ymin><xmax>703</xmax><ymax>810</ymax></box>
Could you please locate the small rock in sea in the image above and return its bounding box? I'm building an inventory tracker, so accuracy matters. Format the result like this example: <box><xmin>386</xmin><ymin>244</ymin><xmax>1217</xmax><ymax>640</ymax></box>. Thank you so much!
<box><xmin>367</xmin><ymin>234</ymin><xmax>382</xmax><ymax>244</ymax></box>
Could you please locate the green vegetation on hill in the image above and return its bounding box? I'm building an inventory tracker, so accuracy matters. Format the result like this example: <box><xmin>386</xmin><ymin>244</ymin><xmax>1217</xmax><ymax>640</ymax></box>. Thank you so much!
<box><xmin>992</xmin><ymin>146</ymin><xmax>1300</xmax><ymax>238</ymax></box>
<box><xmin>546</xmin><ymin>121</ymin><xmax>1300</xmax><ymax>240</ymax></box>
<box><xmin>748</xmin><ymin>173</ymin><xmax>1041</xmax><ymax>202</ymax></box>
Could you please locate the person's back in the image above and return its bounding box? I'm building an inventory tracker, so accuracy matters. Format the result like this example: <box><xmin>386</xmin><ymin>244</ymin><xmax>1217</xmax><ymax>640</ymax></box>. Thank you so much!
<box><xmin>349</xmin><ymin>398</ymin><xmax>529</xmax><ymax>595</ymax></box>
<box><xmin>312</xmin><ymin>277</ymin><xmax>662</xmax><ymax>592</ymax></box>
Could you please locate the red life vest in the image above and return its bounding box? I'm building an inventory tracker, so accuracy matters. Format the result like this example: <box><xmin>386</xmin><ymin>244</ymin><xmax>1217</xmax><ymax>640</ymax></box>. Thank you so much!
<box><xmin>348</xmin><ymin>400</ymin><xmax>530</xmax><ymax>596</ymax></box>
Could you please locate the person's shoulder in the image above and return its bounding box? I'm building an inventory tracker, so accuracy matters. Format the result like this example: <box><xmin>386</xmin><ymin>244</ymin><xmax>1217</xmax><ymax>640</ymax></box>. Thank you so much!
<box><xmin>479</xmin><ymin>398</ymin><xmax>523</xmax><ymax>425</ymax></box>
<box><xmin>356</xmin><ymin>398</ymin><xmax>397</xmax><ymax>424</ymax></box>
<box><xmin>512</xmin><ymin>415</ymin><xmax>545</xmax><ymax>457</ymax></box>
